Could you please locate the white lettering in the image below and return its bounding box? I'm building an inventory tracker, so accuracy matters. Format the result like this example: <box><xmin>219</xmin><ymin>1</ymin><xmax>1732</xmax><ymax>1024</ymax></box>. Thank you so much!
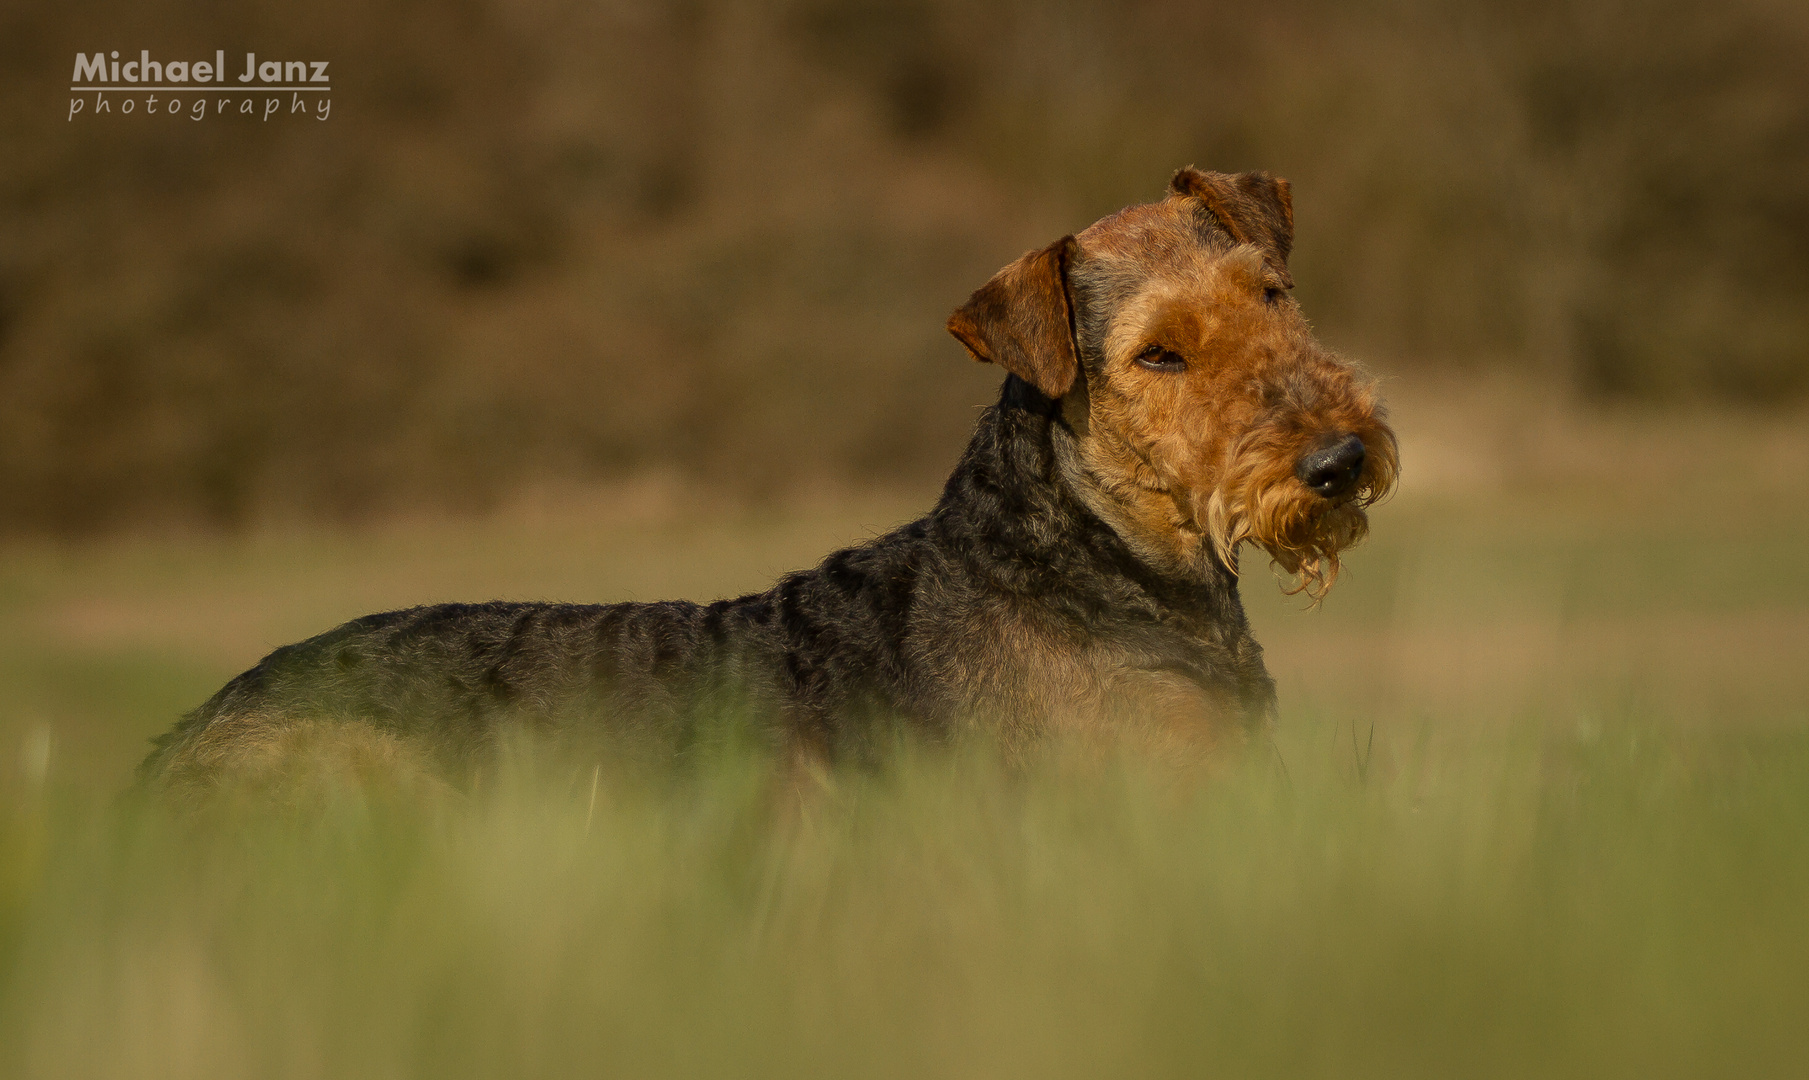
<box><xmin>73</xmin><ymin>53</ymin><xmax>106</xmax><ymax>82</ymax></box>
<box><xmin>311</xmin><ymin>61</ymin><xmax>329</xmax><ymax>83</ymax></box>
<box><xmin>258</xmin><ymin>60</ymin><xmax>280</xmax><ymax>82</ymax></box>
<box><xmin>191</xmin><ymin>98</ymin><xmax>205</xmax><ymax>120</ymax></box>
<box><xmin>316</xmin><ymin>98</ymin><xmax>331</xmax><ymax>121</ymax></box>
<box><xmin>240</xmin><ymin>52</ymin><xmax>255</xmax><ymax>83</ymax></box>
<box><xmin>262</xmin><ymin>97</ymin><xmax>279</xmax><ymax>119</ymax></box>
<box><xmin>68</xmin><ymin>97</ymin><xmax>84</xmax><ymax>120</ymax></box>
<box><xmin>167</xmin><ymin>61</ymin><xmax>188</xmax><ymax>82</ymax></box>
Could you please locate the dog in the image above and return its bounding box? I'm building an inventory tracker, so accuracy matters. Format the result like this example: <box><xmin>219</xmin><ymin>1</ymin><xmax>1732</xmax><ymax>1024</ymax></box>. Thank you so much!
<box><xmin>139</xmin><ymin>167</ymin><xmax>1398</xmax><ymax>802</ymax></box>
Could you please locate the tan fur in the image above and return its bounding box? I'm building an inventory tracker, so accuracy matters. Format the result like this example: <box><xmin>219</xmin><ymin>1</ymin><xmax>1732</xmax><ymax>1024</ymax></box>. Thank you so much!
<box><xmin>932</xmin><ymin>593</ymin><xmax>1250</xmax><ymax>769</ymax></box>
<box><xmin>1061</xmin><ymin>197</ymin><xmax>1398</xmax><ymax>599</ymax></box>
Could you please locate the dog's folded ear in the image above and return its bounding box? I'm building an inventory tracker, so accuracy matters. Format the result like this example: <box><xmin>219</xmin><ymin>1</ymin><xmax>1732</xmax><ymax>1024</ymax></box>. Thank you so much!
<box><xmin>1168</xmin><ymin>167</ymin><xmax>1295</xmax><ymax>288</ymax></box>
<box><xmin>946</xmin><ymin>235</ymin><xmax>1079</xmax><ymax>400</ymax></box>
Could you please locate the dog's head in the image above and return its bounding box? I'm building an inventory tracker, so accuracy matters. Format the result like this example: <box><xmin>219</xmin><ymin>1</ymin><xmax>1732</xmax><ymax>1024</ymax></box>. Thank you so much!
<box><xmin>948</xmin><ymin>167</ymin><xmax>1398</xmax><ymax>596</ymax></box>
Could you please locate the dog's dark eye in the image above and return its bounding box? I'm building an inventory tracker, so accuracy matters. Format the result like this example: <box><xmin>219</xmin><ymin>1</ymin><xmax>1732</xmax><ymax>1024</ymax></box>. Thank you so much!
<box><xmin>1262</xmin><ymin>286</ymin><xmax>1284</xmax><ymax>305</ymax></box>
<box><xmin>1135</xmin><ymin>346</ymin><xmax>1186</xmax><ymax>373</ymax></box>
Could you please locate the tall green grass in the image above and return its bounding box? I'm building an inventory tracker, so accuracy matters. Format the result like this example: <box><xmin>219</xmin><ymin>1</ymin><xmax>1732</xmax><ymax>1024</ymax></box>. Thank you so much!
<box><xmin>5</xmin><ymin>716</ymin><xmax>1806</xmax><ymax>1079</ymax></box>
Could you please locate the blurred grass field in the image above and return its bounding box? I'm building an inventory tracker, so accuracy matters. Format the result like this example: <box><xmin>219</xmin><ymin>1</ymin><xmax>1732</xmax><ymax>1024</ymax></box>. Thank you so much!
<box><xmin>3</xmin><ymin>386</ymin><xmax>1808</xmax><ymax>1078</ymax></box>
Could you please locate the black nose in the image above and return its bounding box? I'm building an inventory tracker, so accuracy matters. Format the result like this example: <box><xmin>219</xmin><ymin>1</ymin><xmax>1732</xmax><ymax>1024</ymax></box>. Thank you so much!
<box><xmin>1295</xmin><ymin>434</ymin><xmax>1367</xmax><ymax>499</ymax></box>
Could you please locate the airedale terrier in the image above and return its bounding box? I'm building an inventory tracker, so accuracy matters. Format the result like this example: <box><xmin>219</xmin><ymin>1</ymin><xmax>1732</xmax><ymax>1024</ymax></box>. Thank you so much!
<box><xmin>140</xmin><ymin>167</ymin><xmax>1397</xmax><ymax>799</ymax></box>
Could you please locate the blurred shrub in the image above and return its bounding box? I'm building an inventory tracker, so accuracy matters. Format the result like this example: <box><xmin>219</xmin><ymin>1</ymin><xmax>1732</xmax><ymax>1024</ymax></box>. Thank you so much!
<box><xmin>1</xmin><ymin>0</ymin><xmax>1805</xmax><ymax>531</ymax></box>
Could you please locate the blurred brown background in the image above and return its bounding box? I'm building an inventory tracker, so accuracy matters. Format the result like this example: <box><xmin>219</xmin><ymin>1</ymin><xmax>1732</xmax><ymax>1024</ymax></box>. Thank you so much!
<box><xmin>3</xmin><ymin>0</ymin><xmax>1808</xmax><ymax>533</ymax></box>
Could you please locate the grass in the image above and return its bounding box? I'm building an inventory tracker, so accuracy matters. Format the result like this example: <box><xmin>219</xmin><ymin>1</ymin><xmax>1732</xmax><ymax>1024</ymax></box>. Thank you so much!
<box><xmin>4</xmin><ymin>724</ymin><xmax>1808</xmax><ymax>1079</ymax></box>
<box><xmin>2</xmin><ymin>399</ymin><xmax>1808</xmax><ymax>1078</ymax></box>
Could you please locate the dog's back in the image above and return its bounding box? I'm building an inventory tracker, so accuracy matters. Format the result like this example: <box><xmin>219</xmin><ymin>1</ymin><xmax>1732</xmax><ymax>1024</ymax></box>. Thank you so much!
<box><xmin>142</xmin><ymin>507</ymin><xmax>987</xmax><ymax>801</ymax></box>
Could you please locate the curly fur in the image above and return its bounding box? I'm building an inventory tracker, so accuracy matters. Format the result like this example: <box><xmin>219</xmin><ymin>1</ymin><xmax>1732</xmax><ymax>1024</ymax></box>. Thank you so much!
<box><xmin>1207</xmin><ymin>389</ymin><xmax>1399</xmax><ymax>598</ymax></box>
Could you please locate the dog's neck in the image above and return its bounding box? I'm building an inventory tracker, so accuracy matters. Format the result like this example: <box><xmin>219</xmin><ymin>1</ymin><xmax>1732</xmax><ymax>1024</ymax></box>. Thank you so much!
<box><xmin>932</xmin><ymin>377</ymin><xmax>1241</xmax><ymax>616</ymax></box>
<box><xmin>1048</xmin><ymin>377</ymin><xmax>1226</xmax><ymax>584</ymax></box>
